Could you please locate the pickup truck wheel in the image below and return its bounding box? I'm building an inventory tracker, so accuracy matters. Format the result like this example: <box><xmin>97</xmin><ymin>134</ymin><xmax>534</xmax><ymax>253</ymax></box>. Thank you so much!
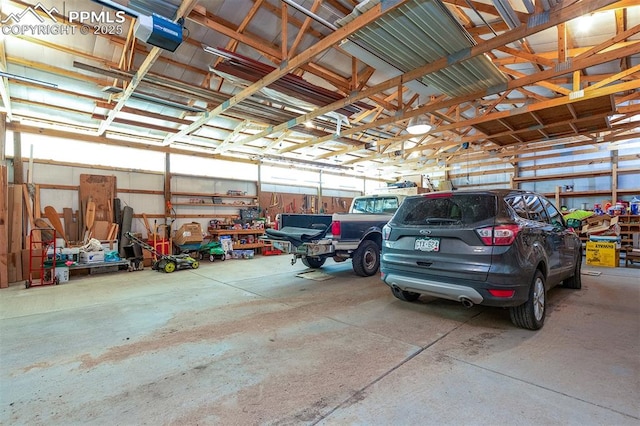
<box><xmin>352</xmin><ymin>240</ymin><xmax>380</xmax><ymax>277</ymax></box>
<box><xmin>302</xmin><ymin>256</ymin><xmax>326</xmax><ymax>268</ymax></box>
<box><xmin>509</xmin><ymin>270</ymin><xmax>546</xmax><ymax>330</ymax></box>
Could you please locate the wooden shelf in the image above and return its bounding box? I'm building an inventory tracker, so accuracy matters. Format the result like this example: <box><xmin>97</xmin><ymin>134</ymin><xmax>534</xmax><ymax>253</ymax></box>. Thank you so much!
<box><xmin>172</xmin><ymin>191</ymin><xmax>256</xmax><ymax>199</ymax></box>
<box><xmin>170</xmin><ymin>187</ymin><xmax>259</xmax><ymax>221</ymax></box>
<box><xmin>546</xmin><ymin>190</ymin><xmax>611</xmax><ymax>198</ymax></box>
<box><xmin>208</xmin><ymin>229</ymin><xmax>265</xmax><ymax>235</ymax></box>
<box><xmin>232</xmin><ymin>242</ymin><xmax>264</xmax><ymax>249</ymax></box>
<box><xmin>547</xmin><ymin>189</ymin><xmax>640</xmax><ymax>198</ymax></box>
<box><xmin>619</xmin><ymin>215</ymin><xmax>640</xmax><ymax>247</ymax></box>
<box><xmin>208</xmin><ymin>228</ymin><xmax>266</xmax><ymax>253</ymax></box>
<box><xmin>580</xmin><ymin>215</ymin><xmax>640</xmax><ymax>248</ymax></box>
<box><xmin>514</xmin><ymin>167</ymin><xmax>640</xmax><ymax>183</ymax></box>
<box><xmin>173</xmin><ymin>203</ymin><xmax>257</xmax><ymax>207</ymax></box>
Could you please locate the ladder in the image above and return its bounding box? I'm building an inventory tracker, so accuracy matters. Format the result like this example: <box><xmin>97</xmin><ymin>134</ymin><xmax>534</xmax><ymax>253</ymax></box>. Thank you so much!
<box><xmin>424</xmin><ymin>175</ymin><xmax>437</xmax><ymax>192</ymax></box>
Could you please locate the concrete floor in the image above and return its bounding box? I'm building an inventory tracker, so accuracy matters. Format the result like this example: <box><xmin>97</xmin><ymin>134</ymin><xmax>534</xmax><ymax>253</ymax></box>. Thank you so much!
<box><xmin>1</xmin><ymin>255</ymin><xmax>638</xmax><ymax>425</ymax></box>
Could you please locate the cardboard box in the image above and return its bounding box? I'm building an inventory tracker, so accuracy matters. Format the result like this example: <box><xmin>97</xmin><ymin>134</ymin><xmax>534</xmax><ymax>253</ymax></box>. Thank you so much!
<box><xmin>586</xmin><ymin>241</ymin><xmax>619</xmax><ymax>267</ymax></box>
<box><xmin>438</xmin><ymin>180</ymin><xmax>454</xmax><ymax>191</ymax></box>
<box><xmin>589</xmin><ymin>235</ymin><xmax>621</xmax><ymax>249</ymax></box>
<box><xmin>100</xmin><ymin>240</ymin><xmax>118</xmax><ymax>252</ymax></box>
<box><xmin>581</xmin><ymin>215</ymin><xmax>620</xmax><ymax>235</ymax></box>
<box><xmin>79</xmin><ymin>251</ymin><xmax>105</xmax><ymax>263</ymax></box>
<box><xmin>173</xmin><ymin>223</ymin><xmax>204</xmax><ymax>246</ymax></box>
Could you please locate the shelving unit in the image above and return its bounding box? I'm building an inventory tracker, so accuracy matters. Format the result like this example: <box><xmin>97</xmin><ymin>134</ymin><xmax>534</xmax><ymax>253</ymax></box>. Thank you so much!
<box><xmin>172</xmin><ymin>191</ymin><xmax>258</xmax><ymax>207</ymax></box>
<box><xmin>207</xmin><ymin>228</ymin><xmax>266</xmax><ymax>252</ymax></box>
<box><xmin>170</xmin><ymin>190</ymin><xmax>259</xmax><ymax>221</ymax></box>
<box><xmin>618</xmin><ymin>215</ymin><xmax>640</xmax><ymax>248</ymax></box>
<box><xmin>548</xmin><ymin>187</ymin><xmax>640</xmax><ymax>210</ymax></box>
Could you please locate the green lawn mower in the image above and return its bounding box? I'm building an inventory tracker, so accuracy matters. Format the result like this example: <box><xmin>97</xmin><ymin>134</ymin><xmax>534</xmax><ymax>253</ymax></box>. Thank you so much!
<box><xmin>125</xmin><ymin>232</ymin><xmax>199</xmax><ymax>273</ymax></box>
<box><xmin>197</xmin><ymin>241</ymin><xmax>226</xmax><ymax>262</ymax></box>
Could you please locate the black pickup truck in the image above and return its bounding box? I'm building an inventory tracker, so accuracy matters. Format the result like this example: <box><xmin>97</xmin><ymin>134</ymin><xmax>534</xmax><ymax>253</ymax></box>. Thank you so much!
<box><xmin>264</xmin><ymin>194</ymin><xmax>406</xmax><ymax>276</ymax></box>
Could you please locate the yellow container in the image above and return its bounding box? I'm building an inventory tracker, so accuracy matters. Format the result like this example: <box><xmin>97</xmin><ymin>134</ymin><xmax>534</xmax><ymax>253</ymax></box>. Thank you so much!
<box><xmin>586</xmin><ymin>241</ymin><xmax>619</xmax><ymax>267</ymax></box>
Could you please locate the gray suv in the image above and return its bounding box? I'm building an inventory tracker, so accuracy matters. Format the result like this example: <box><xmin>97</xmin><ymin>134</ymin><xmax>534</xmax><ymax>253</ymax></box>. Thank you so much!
<box><xmin>380</xmin><ymin>189</ymin><xmax>582</xmax><ymax>330</ymax></box>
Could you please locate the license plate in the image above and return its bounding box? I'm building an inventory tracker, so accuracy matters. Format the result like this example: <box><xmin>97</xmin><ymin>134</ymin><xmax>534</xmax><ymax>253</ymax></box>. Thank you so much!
<box><xmin>415</xmin><ymin>237</ymin><xmax>440</xmax><ymax>252</ymax></box>
<box><xmin>305</xmin><ymin>243</ymin><xmax>334</xmax><ymax>256</ymax></box>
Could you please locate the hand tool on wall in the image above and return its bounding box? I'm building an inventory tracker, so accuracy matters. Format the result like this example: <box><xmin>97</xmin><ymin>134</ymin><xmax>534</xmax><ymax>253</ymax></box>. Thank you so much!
<box><xmin>269</xmin><ymin>192</ymin><xmax>279</xmax><ymax>208</ymax></box>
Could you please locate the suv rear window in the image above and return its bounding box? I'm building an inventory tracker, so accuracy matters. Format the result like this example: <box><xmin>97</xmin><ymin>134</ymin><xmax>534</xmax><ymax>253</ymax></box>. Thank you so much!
<box><xmin>394</xmin><ymin>193</ymin><xmax>496</xmax><ymax>225</ymax></box>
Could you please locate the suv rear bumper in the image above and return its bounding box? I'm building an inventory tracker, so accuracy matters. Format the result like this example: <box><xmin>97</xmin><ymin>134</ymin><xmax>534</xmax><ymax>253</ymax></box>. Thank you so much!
<box><xmin>381</xmin><ymin>271</ymin><xmax>530</xmax><ymax>307</ymax></box>
<box><xmin>382</xmin><ymin>273</ymin><xmax>484</xmax><ymax>304</ymax></box>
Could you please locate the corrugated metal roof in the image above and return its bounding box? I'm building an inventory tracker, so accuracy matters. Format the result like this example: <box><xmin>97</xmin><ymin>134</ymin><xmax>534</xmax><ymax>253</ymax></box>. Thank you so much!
<box><xmin>341</xmin><ymin>0</ymin><xmax>508</xmax><ymax>97</ymax></box>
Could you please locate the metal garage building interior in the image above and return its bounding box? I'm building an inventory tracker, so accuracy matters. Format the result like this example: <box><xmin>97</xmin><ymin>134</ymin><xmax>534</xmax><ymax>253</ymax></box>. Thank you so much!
<box><xmin>0</xmin><ymin>0</ymin><xmax>639</xmax><ymax>424</ymax></box>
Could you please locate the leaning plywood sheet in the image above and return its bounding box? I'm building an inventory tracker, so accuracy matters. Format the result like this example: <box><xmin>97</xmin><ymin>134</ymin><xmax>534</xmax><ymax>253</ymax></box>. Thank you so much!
<box><xmin>63</xmin><ymin>208</ymin><xmax>78</xmax><ymax>242</ymax></box>
<box><xmin>79</xmin><ymin>174</ymin><xmax>116</xmax><ymax>222</ymax></box>
<box><xmin>0</xmin><ymin>165</ymin><xmax>8</xmax><ymax>287</ymax></box>
<box><xmin>8</xmin><ymin>185</ymin><xmax>23</xmax><ymax>283</ymax></box>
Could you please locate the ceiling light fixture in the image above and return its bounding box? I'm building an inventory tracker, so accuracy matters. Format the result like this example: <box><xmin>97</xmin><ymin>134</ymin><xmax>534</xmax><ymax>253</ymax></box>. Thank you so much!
<box><xmin>407</xmin><ymin>115</ymin><xmax>433</xmax><ymax>135</ymax></box>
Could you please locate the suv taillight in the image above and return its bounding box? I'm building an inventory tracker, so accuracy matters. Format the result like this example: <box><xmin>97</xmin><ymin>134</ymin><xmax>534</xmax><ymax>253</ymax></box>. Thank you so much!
<box><xmin>331</xmin><ymin>221</ymin><xmax>341</xmax><ymax>237</ymax></box>
<box><xmin>382</xmin><ymin>224</ymin><xmax>391</xmax><ymax>241</ymax></box>
<box><xmin>476</xmin><ymin>225</ymin><xmax>520</xmax><ymax>246</ymax></box>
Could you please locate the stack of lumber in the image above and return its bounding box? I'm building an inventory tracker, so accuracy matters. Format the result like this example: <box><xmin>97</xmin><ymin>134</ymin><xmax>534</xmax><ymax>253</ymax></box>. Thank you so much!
<box><xmin>0</xmin><ymin>172</ymin><xmax>121</xmax><ymax>288</ymax></box>
<box><xmin>79</xmin><ymin>174</ymin><xmax>118</xmax><ymax>244</ymax></box>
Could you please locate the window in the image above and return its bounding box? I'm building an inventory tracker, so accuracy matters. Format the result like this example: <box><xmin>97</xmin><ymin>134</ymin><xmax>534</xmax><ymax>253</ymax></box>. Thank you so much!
<box><xmin>525</xmin><ymin>195</ymin><xmax>548</xmax><ymax>223</ymax></box>
<box><xmin>352</xmin><ymin>196</ymin><xmax>399</xmax><ymax>214</ymax></box>
<box><xmin>541</xmin><ymin>197</ymin><xmax>565</xmax><ymax>228</ymax></box>
<box><xmin>506</xmin><ymin>196</ymin><xmax>529</xmax><ymax>219</ymax></box>
<box><xmin>396</xmin><ymin>194</ymin><xmax>496</xmax><ymax>225</ymax></box>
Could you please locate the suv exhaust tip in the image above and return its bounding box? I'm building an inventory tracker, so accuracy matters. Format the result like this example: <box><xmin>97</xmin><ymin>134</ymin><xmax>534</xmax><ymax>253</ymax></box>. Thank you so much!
<box><xmin>460</xmin><ymin>297</ymin><xmax>474</xmax><ymax>308</ymax></box>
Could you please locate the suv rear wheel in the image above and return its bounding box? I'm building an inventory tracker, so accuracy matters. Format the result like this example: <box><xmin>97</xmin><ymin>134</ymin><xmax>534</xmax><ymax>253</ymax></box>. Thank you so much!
<box><xmin>563</xmin><ymin>250</ymin><xmax>582</xmax><ymax>289</ymax></box>
<box><xmin>510</xmin><ymin>270</ymin><xmax>546</xmax><ymax>330</ymax></box>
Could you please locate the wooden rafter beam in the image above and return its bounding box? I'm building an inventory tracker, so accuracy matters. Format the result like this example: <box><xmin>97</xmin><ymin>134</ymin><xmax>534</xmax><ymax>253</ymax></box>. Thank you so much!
<box><xmin>286</xmin><ymin>37</ymin><xmax>640</xmax><ymax>155</ymax></box>
<box><xmin>248</xmin><ymin>0</ymin><xmax>623</xmax><ymax>154</ymax></box>
<box><xmin>442</xmin><ymin>0</ymin><xmax>528</xmax><ymax>23</ymax></box>
<box><xmin>493</xmin><ymin>40</ymin><xmax>638</xmax><ymax>65</ymax></box>
<box><xmin>499</xmin><ymin>66</ymin><xmax>571</xmax><ymax>95</ymax></box>
<box><xmin>214</xmin><ymin>0</ymin><xmax>265</xmax><ymax>67</ymax></box>
<box><xmin>0</xmin><ymin>40</ymin><xmax>13</xmax><ymax>121</ymax></box>
<box><xmin>360</xmin><ymin>40</ymin><xmax>640</xmax><ymax>138</ymax></box>
<box><xmin>163</xmin><ymin>0</ymin><xmax>412</xmax><ymax>146</ymax></box>
<box><xmin>496</xmin><ymin>46</ymin><xmax>555</xmax><ymax>68</ymax></box>
<box><xmin>98</xmin><ymin>0</ymin><xmax>198</xmax><ymax>135</ymax></box>
<box><xmin>289</xmin><ymin>0</ymin><xmax>321</xmax><ymax>58</ymax></box>
<box><xmin>189</xmin><ymin>6</ymin><xmax>282</xmax><ymax>61</ymax></box>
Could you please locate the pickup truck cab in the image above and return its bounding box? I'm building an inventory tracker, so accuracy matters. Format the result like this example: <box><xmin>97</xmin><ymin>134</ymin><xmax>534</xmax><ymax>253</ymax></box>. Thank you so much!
<box><xmin>265</xmin><ymin>194</ymin><xmax>406</xmax><ymax>276</ymax></box>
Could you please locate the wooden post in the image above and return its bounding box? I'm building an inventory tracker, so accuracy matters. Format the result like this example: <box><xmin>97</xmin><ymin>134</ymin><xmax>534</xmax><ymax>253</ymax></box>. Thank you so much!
<box><xmin>0</xmin><ymin>165</ymin><xmax>8</xmax><ymax>287</ymax></box>
<box><xmin>256</xmin><ymin>161</ymin><xmax>262</xmax><ymax>216</ymax></box>
<box><xmin>611</xmin><ymin>149</ymin><xmax>618</xmax><ymax>203</ymax></box>
<box><xmin>0</xmin><ymin>112</ymin><xmax>5</xmax><ymax>162</ymax></box>
<box><xmin>13</xmin><ymin>132</ymin><xmax>23</xmax><ymax>184</ymax></box>
<box><xmin>0</xmin><ymin>113</ymin><xmax>7</xmax><ymax>287</ymax></box>
<box><xmin>164</xmin><ymin>152</ymin><xmax>171</xmax><ymax>240</ymax></box>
